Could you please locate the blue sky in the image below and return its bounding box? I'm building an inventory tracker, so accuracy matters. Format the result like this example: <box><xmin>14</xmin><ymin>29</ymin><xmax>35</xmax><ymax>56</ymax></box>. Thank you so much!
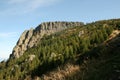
<box><xmin>0</xmin><ymin>0</ymin><xmax>120</xmax><ymax>60</ymax></box>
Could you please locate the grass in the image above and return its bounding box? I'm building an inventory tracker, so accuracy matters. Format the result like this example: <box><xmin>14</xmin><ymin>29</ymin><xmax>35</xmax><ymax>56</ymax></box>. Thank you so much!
<box><xmin>38</xmin><ymin>33</ymin><xmax>120</xmax><ymax>80</ymax></box>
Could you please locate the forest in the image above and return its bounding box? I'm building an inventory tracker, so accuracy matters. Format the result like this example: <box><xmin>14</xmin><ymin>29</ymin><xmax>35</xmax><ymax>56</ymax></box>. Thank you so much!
<box><xmin>0</xmin><ymin>19</ymin><xmax>120</xmax><ymax>80</ymax></box>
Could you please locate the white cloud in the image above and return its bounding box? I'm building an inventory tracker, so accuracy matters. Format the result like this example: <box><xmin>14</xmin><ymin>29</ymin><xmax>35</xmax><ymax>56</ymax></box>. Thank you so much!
<box><xmin>0</xmin><ymin>0</ymin><xmax>61</xmax><ymax>15</ymax></box>
<box><xmin>0</xmin><ymin>32</ymin><xmax>17</xmax><ymax>38</ymax></box>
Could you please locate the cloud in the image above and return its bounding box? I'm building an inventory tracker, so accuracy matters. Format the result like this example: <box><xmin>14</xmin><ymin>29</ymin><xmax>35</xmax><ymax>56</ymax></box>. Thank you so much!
<box><xmin>0</xmin><ymin>0</ymin><xmax>61</xmax><ymax>15</ymax></box>
<box><xmin>0</xmin><ymin>32</ymin><xmax>17</xmax><ymax>38</ymax></box>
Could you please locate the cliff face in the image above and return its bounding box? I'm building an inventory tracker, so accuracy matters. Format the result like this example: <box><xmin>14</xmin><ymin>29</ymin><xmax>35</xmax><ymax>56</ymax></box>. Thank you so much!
<box><xmin>10</xmin><ymin>22</ymin><xmax>84</xmax><ymax>58</ymax></box>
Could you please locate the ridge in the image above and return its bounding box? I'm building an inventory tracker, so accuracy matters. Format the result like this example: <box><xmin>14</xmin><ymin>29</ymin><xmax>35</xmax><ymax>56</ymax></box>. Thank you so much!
<box><xmin>10</xmin><ymin>21</ymin><xmax>84</xmax><ymax>58</ymax></box>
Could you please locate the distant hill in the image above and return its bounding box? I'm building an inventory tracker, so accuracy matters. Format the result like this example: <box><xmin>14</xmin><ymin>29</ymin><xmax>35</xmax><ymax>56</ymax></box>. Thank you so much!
<box><xmin>0</xmin><ymin>19</ymin><xmax>120</xmax><ymax>80</ymax></box>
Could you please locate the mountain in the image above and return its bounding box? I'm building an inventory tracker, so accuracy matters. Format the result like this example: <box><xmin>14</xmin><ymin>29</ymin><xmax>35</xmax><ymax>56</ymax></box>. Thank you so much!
<box><xmin>10</xmin><ymin>22</ymin><xmax>84</xmax><ymax>59</ymax></box>
<box><xmin>0</xmin><ymin>19</ymin><xmax>120</xmax><ymax>80</ymax></box>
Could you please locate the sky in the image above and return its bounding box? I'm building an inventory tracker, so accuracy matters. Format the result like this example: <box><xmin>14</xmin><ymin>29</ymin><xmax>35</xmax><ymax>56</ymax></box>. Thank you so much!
<box><xmin>0</xmin><ymin>0</ymin><xmax>120</xmax><ymax>60</ymax></box>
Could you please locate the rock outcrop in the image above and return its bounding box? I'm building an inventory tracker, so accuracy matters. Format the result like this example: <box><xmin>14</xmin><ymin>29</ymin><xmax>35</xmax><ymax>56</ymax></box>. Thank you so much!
<box><xmin>10</xmin><ymin>21</ymin><xmax>84</xmax><ymax>58</ymax></box>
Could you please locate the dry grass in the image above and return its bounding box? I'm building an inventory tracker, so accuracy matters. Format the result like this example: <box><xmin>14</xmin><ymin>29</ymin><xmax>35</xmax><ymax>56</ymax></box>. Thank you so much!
<box><xmin>40</xmin><ymin>63</ymin><xmax>80</xmax><ymax>80</ymax></box>
<box><xmin>106</xmin><ymin>30</ymin><xmax>120</xmax><ymax>42</ymax></box>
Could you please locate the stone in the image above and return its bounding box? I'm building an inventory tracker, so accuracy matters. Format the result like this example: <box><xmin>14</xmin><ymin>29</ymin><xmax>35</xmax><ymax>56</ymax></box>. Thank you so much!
<box><xmin>10</xmin><ymin>22</ymin><xmax>84</xmax><ymax>59</ymax></box>
<box><xmin>28</xmin><ymin>55</ymin><xmax>36</xmax><ymax>61</ymax></box>
<box><xmin>79</xmin><ymin>30</ymin><xmax>84</xmax><ymax>37</ymax></box>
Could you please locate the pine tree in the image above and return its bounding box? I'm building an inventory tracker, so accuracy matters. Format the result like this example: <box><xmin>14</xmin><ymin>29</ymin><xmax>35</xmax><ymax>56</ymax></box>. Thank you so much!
<box><xmin>64</xmin><ymin>46</ymin><xmax>69</xmax><ymax>59</ymax></box>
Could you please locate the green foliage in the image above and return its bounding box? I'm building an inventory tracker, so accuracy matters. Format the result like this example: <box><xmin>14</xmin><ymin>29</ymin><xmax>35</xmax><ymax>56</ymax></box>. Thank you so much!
<box><xmin>0</xmin><ymin>18</ymin><xmax>120</xmax><ymax>79</ymax></box>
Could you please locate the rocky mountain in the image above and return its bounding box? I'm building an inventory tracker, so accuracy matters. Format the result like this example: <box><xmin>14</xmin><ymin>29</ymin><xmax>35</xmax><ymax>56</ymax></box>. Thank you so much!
<box><xmin>10</xmin><ymin>22</ymin><xmax>84</xmax><ymax>59</ymax></box>
<box><xmin>0</xmin><ymin>19</ymin><xmax>120</xmax><ymax>80</ymax></box>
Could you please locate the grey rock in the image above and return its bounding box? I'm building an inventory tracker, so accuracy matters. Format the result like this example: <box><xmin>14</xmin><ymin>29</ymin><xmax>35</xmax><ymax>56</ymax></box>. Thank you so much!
<box><xmin>28</xmin><ymin>55</ymin><xmax>36</xmax><ymax>61</ymax></box>
<box><xmin>17</xmin><ymin>30</ymin><xmax>28</xmax><ymax>45</ymax></box>
<box><xmin>10</xmin><ymin>21</ymin><xmax>84</xmax><ymax>59</ymax></box>
<box><xmin>78</xmin><ymin>30</ymin><xmax>85</xmax><ymax>37</ymax></box>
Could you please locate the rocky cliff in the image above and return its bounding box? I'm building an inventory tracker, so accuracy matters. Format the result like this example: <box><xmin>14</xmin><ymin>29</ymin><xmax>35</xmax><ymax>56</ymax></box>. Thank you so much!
<box><xmin>10</xmin><ymin>22</ymin><xmax>84</xmax><ymax>58</ymax></box>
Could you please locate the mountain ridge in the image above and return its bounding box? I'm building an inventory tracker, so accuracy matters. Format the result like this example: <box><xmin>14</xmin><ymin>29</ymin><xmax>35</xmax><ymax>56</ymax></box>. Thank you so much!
<box><xmin>10</xmin><ymin>22</ymin><xmax>84</xmax><ymax>59</ymax></box>
<box><xmin>0</xmin><ymin>19</ymin><xmax>120</xmax><ymax>80</ymax></box>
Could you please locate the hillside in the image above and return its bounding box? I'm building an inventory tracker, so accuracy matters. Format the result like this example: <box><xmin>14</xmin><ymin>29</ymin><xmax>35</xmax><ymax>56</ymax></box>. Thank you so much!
<box><xmin>10</xmin><ymin>22</ymin><xmax>84</xmax><ymax>59</ymax></box>
<box><xmin>0</xmin><ymin>19</ymin><xmax>120</xmax><ymax>80</ymax></box>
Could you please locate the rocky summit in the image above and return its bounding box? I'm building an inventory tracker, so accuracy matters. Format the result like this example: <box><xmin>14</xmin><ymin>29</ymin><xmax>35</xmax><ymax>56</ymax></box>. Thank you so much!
<box><xmin>1</xmin><ymin>19</ymin><xmax>120</xmax><ymax>80</ymax></box>
<box><xmin>10</xmin><ymin>22</ymin><xmax>84</xmax><ymax>59</ymax></box>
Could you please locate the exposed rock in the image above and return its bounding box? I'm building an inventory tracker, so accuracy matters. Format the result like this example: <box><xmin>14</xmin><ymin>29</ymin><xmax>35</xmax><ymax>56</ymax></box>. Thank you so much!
<box><xmin>10</xmin><ymin>21</ymin><xmax>84</xmax><ymax>59</ymax></box>
<box><xmin>78</xmin><ymin>30</ymin><xmax>85</xmax><ymax>37</ymax></box>
<box><xmin>50</xmin><ymin>52</ymin><xmax>57</xmax><ymax>59</ymax></box>
<box><xmin>28</xmin><ymin>55</ymin><xmax>36</xmax><ymax>61</ymax></box>
<box><xmin>11</xmin><ymin>28</ymin><xmax>34</xmax><ymax>58</ymax></box>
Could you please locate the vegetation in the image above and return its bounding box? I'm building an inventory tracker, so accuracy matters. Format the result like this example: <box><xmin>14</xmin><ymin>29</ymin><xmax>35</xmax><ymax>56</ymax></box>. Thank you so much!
<box><xmin>0</xmin><ymin>19</ymin><xmax>120</xmax><ymax>80</ymax></box>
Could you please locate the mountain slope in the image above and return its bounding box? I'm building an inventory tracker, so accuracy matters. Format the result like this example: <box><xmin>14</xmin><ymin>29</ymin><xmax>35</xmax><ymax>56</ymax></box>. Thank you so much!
<box><xmin>10</xmin><ymin>22</ymin><xmax>84</xmax><ymax>59</ymax></box>
<box><xmin>0</xmin><ymin>19</ymin><xmax>120</xmax><ymax>80</ymax></box>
